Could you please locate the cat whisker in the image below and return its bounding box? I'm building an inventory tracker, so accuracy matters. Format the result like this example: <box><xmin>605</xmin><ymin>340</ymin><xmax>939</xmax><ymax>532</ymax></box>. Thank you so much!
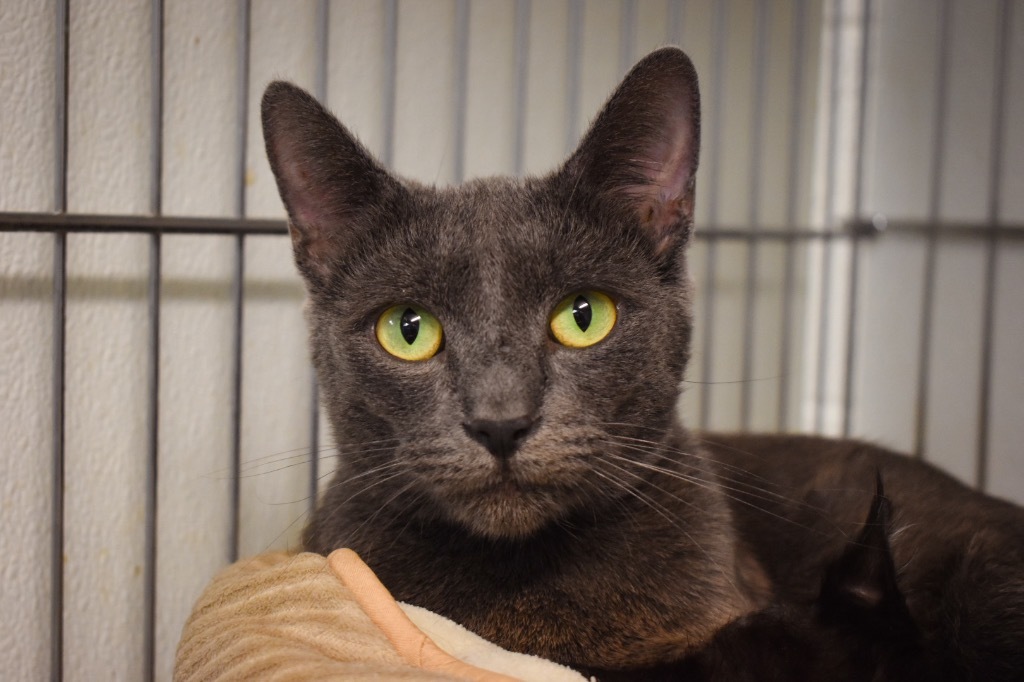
<box><xmin>235</xmin><ymin>437</ymin><xmax>400</xmax><ymax>469</ymax></box>
<box><xmin>602</xmin><ymin>445</ymin><xmax>852</xmax><ymax>539</ymax></box>
<box><xmin>380</xmin><ymin>489</ymin><xmax>432</xmax><ymax>555</ymax></box>
<box><xmin>200</xmin><ymin>445</ymin><xmax>338</xmax><ymax>480</ymax></box>
<box><xmin>264</xmin><ymin>460</ymin><xmax>406</xmax><ymax>506</ymax></box>
<box><xmin>599</xmin><ymin>426</ymin><xmax>790</xmax><ymax>490</ymax></box>
<box><xmin>251</xmin><ymin>506</ymin><xmax>313</xmax><ymax>556</ymax></box>
<box><xmin>235</xmin><ymin>452</ymin><xmax>338</xmax><ymax>480</ymax></box>
<box><xmin>306</xmin><ymin>464</ymin><xmax>415</xmax><ymax>546</ymax></box>
<box><xmin>347</xmin><ymin>479</ymin><xmax>421</xmax><ymax>543</ymax></box>
<box><xmin>605</xmin><ymin>438</ymin><xmax>803</xmax><ymax>508</ymax></box>
<box><xmin>599</xmin><ymin>428</ymin><xmax>833</xmax><ymax>509</ymax></box>
<box><xmin>233</xmin><ymin>442</ymin><xmax>402</xmax><ymax>479</ymax></box>
<box><xmin>333</xmin><ymin>464</ymin><xmax>408</xmax><ymax>504</ymax></box>
<box><xmin>589</xmin><ymin>464</ymin><xmax>738</xmax><ymax>589</ymax></box>
<box><xmin>598</xmin><ymin>455</ymin><xmax>704</xmax><ymax>516</ymax></box>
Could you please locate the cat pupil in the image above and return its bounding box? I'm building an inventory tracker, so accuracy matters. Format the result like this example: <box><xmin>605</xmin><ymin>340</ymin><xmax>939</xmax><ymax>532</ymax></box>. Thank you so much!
<box><xmin>573</xmin><ymin>296</ymin><xmax>592</xmax><ymax>332</ymax></box>
<box><xmin>400</xmin><ymin>308</ymin><xmax>420</xmax><ymax>345</ymax></box>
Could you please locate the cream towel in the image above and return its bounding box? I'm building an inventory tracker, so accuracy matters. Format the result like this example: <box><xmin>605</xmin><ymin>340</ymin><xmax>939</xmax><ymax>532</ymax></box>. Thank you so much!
<box><xmin>175</xmin><ymin>550</ymin><xmax>588</xmax><ymax>682</ymax></box>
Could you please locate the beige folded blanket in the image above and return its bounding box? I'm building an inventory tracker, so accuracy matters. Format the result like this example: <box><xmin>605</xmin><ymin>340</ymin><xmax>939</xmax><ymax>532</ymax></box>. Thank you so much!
<box><xmin>175</xmin><ymin>550</ymin><xmax>588</xmax><ymax>681</ymax></box>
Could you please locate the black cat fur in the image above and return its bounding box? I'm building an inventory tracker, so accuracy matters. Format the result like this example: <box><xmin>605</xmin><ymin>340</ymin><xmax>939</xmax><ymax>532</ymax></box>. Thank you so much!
<box><xmin>261</xmin><ymin>47</ymin><xmax>1024</xmax><ymax>677</ymax></box>
<box><xmin>583</xmin><ymin>477</ymin><xmax>957</xmax><ymax>681</ymax></box>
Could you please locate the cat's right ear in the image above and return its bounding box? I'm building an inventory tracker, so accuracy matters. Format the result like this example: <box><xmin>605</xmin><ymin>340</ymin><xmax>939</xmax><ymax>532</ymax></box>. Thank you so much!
<box><xmin>560</xmin><ymin>47</ymin><xmax>700</xmax><ymax>259</ymax></box>
<box><xmin>261</xmin><ymin>81</ymin><xmax>400</xmax><ymax>288</ymax></box>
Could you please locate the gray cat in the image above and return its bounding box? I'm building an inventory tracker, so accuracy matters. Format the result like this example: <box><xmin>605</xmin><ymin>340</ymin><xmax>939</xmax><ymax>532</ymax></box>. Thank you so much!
<box><xmin>261</xmin><ymin>48</ymin><xmax>1024</xmax><ymax>678</ymax></box>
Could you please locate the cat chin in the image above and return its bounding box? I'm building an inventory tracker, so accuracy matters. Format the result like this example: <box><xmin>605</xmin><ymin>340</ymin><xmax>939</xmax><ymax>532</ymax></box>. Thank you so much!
<box><xmin>443</xmin><ymin>483</ymin><xmax>570</xmax><ymax>540</ymax></box>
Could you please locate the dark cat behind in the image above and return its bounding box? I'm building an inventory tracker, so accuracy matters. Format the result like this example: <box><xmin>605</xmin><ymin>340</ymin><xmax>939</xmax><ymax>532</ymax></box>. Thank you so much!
<box><xmin>261</xmin><ymin>47</ymin><xmax>1024</xmax><ymax>677</ymax></box>
<box><xmin>586</xmin><ymin>477</ymin><xmax>953</xmax><ymax>681</ymax></box>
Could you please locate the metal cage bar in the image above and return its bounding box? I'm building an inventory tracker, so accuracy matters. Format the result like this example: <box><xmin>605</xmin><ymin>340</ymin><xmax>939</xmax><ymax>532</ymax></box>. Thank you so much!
<box><xmin>142</xmin><ymin>1</ymin><xmax>164</xmax><ymax>679</ymax></box>
<box><xmin>7</xmin><ymin>215</ymin><xmax>1021</xmax><ymax>242</ymax></box>
<box><xmin>839</xmin><ymin>0</ymin><xmax>873</xmax><ymax>438</ymax></box>
<box><xmin>976</xmin><ymin>0</ymin><xmax>1013</xmax><ymax>491</ymax></box>
<box><xmin>914</xmin><ymin>0</ymin><xmax>953</xmax><ymax>458</ymax></box>
<box><xmin>620</xmin><ymin>0</ymin><xmax>636</xmax><ymax>75</ymax></box>
<box><xmin>381</xmin><ymin>0</ymin><xmax>398</xmax><ymax>169</ymax></box>
<box><xmin>512</xmin><ymin>0</ymin><xmax>530</xmax><ymax>176</ymax></box>
<box><xmin>452</xmin><ymin>0</ymin><xmax>470</xmax><ymax>184</ymax></box>
<box><xmin>51</xmin><ymin>1</ymin><xmax>70</xmax><ymax>679</ymax></box>
<box><xmin>814</xmin><ymin>0</ymin><xmax>845</xmax><ymax>433</ymax></box>
<box><xmin>308</xmin><ymin>0</ymin><xmax>330</xmax><ymax>518</ymax></box>
<box><xmin>509</xmin><ymin>0</ymin><xmax>528</xmax><ymax>175</ymax></box>
<box><xmin>666</xmin><ymin>0</ymin><xmax>682</xmax><ymax>45</ymax></box>
<box><xmin>228</xmin><ymin>0</ymin><xmax>251</xmax><ymax>564</ymax></box>
<box><xmin>739</xmin><ymin>0</ymin><xmax>769</xmax><ymax>430</ymax></box>
<box><xmin>565</xmin><ymin>0</ymin><xmax>583</xmax><ymax>155</ymax></box>
<box><xmin>698</xmin><ymin>0</ymin><xmax>727</xmax><ymax>431</ymax></box>
<box><xmin>777</xmin><ymin>0</ymin><xmax>807</xmax><ymax>431</ymax></box>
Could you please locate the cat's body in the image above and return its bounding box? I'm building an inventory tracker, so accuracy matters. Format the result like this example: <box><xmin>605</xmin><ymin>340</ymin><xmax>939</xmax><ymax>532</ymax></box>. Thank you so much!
<box><xmin>585</xmin><ymin>479</ymin><xmax>954</xmax><ymax>681</ymax></box>
<box><xmin>262</xmin><ymin>48</ymin><xmax>1024</xmax><ymax>678</ymax></box>
<box><xmin>709</xmin><ymin>433</ymin><xmax>1024</xmax><ymax>679</ymax></box>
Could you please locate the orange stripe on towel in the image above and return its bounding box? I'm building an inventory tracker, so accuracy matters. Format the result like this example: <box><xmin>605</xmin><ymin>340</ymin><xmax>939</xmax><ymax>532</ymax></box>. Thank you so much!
<box><xmin>328</xmin><ymin>548</ymin><xmax>522</xmax><ymax>682</ymax></box>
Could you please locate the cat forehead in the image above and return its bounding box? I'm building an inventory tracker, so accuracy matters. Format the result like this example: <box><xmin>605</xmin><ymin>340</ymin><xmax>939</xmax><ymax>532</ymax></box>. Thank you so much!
<box><xmin>406</xmin><ymin>176</ymin><xmax>642</xmax><ymax>262</ymax></box>
<box><xmin>337</xmin><ymin>176</ymin><xmax>656</xmax><ymax>311</ymax></box>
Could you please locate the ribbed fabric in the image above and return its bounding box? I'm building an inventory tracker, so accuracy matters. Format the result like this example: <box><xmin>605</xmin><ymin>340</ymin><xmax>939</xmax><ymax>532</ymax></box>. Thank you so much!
<box><xmin>174</xmin><ymin>550</ymin><xmax>587</xmax><ymax>682</ymax></box>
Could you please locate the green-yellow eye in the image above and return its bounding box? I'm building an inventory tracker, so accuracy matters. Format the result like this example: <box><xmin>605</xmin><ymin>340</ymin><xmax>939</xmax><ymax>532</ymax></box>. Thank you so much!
<box><xmin>549</xmin><ymin>290</ymin><xmax>617</xmax><ymax>348</ymax></box>
<box><xmin>375</xmin><ymin>304</ymin><xmax>443</xmax><ymax>361</ymax></box>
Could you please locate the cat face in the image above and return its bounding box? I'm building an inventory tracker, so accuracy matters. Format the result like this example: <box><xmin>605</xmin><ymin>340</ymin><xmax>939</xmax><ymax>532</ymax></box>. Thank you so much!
<box><xmin>262</xmin><ymin>48</ymin><xmax>702</xmax><ymax>541</ymax></box>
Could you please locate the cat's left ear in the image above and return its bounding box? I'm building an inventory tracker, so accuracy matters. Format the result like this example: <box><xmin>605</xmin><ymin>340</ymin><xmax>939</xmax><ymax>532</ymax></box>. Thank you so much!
<box><xmin>561</xmin><ymin>47</ymin><xmax>700</xmax><ymax>257</ymax></box>
<box><xmin>820</xmin><ymin>474</ymin><xmax>914</xmax><ymax>630</ymax></box>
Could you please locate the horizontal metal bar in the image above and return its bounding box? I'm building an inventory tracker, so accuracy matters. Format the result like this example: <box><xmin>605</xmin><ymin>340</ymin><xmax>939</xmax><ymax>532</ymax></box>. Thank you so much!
<box><xmin>3</xmin><ymin>213</ymin><xmax>1022</xmax><ymax>242</ymax></box>
<box><xmin>0</xmin><ymin>213</ymin><xmax>287</xmax><ymax>236</ymax></box>
<box><xmin>697</xmin><ymin>228</ymin><xmax>861</xmax><ymax>241</ymax></box>
<box><xmin>847</xmin><ymin>219</ymin><xmax>1024</xmax><ymax>240</ymax></box>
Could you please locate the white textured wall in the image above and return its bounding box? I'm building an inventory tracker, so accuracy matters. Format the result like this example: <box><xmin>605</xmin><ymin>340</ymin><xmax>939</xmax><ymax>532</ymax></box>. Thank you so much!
<box><xmin>1</xmin><ymin>3</ymin><xmax>56</xmax><ymax>680</ymax></box>
<box><xmin>1</xmin><ymin>1</ymin><xmax>1020</xmax><ymax>681</ymax></box>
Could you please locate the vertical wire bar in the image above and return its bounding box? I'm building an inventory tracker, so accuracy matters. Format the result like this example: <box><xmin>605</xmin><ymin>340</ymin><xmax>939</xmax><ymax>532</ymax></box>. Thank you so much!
<box><xmin>512</xmin><ymin>0</ymin><xmax>530</xmax><ymax>176</ymax></box>
<box><xmin>565</xmin><ymin>0</ymin><xmax>583</xmax><ymax>155</ymax></box>
<box><xmin>51</xmin><ymin>1</ymin><xmax>70</xmax><ymax>679</ymax></box>
<box><xmin>840</xmin><ymin>0</ymin><xmax>873</xmax><ymax>437</ymax></box>
<box><xmin>698</xmin><ymin>0</ymin><xmax>726</xmax><ymax>430</ymax></box>
<box><xmin>229</xmin><ymin>0</ymin><xmax>251</xmax><ymax>563</ymax></box>
<box><xmin>143</xmin><ymin>1</ymin><xmax>163</xmax><ymax>679</ymax></box>
<box><xmin>143</xmin><ymin>236</ymin><xmax>160</xmax><ymax>682</ymax></box>
<box><xmin>307</xmin><ymin>373</ymin><xmax>320</xmax><ymax>507</ymax></box>
<box><xmin>777</xmin><ymin>0</ymin><xmax>806</xmax><ymax>431</ymax></box>
<box><xmin>740</xmin><ymin>0</ymin><xmax>769</xmax><ymax>430</ymax></box>
<box><xmin>814</xmin><ymin>0</ymin><xmax>844</xmax><ymax>433</ymax></box>
<box><xmin>308</xmin><ymin>0</ymin><xmax>329</xmax><ymax>514</ymax></box>
<box><xmin>50</xmin><ymin>238</ymin><xmax>67</xmax><ymax>682</ymax></box>
<box><xmin>54</xmin><ymin>0</ymin><xmax>69</xmax><ymax>215</ymax></box>
<box><xmin>228</xmin><ymin>236</ymin><xmax>244</xmax><ymax>563</ymax></box>
<box><xmin>452</xmin><ymin>0</ymin><xmax>470</xmax><ymax>184</ymax></box>
<box><xmin>666</xmin><ymin>0</ymin><xmax>683</xmax><ymax>45</ymax></box>
<box><xmin>620</xmin><ymin>0</ymin><xmax>636</xmax><ymax>76</ymax></box>
<box><xmin>913</xmin><ymin>0</ymin><xmax>952</xmax><ymax>458</ymax></box>
<box><xmin>975</xmin><ymin>0</ymin><xmax>1011</xmax><ymax>491</ymax></box>
<box><xmin>315</xmin><ymin>0</ymin><xmax>329</xmax><ymax>105</ymax></box>
<box><xmin>381</xmin><ymin>0</ymin><xmax>398</xmax><ymax>168</ymax></box>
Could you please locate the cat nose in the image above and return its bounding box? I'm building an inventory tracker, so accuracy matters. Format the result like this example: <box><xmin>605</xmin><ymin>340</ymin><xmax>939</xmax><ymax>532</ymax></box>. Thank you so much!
<box><xmin>463</xmin><ymin>417</ymin><xmax>537</xmax><ymax>460</ymax></box>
